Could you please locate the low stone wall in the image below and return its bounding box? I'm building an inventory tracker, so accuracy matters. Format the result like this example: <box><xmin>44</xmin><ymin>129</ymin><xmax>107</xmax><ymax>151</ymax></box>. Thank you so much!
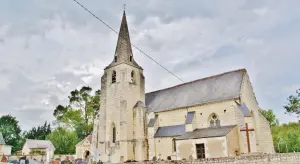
<box><xmin>122</xmin><ymin>153</ymin><xmax>300</xmax><ymax>164</ymax></box>
<box><xmin>0</xmin><ymin>154</ymin><xmax>76</xmax><ymax>162</ymax></box>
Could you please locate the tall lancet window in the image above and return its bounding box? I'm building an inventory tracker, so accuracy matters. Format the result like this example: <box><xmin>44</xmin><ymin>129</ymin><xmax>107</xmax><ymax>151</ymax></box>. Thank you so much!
<box><xmin>172</xmin><ymin>138</ymin><xmax>176</xmax><ymax>152</ymax></box>
<box><xmin>112</xmin><ymin>70</ymin><xmax>116</xmax><ymax>83</ymax></box>
<box><xmin>112</xmin><ymin>124</ymin><xmax>116</xmax><ymax>143</ymax></box>
<box><xmin>130</xmin><ymin>71</ymin><xmax>135</xmax><ymax>83</ymax></box>
<box><xmin>114</xmin><ymin>56</ymin><xmax>118</xmax><ymax>62</ymax></box>
<box><xmin>209</xmin><ymin>113</ymin><xmax>220</xmax><ymax>127</ymax></box>
<box><xmin>129</xmin><ymin>56</ymin><xmax>132</xmax><ymax>62</ymax></box>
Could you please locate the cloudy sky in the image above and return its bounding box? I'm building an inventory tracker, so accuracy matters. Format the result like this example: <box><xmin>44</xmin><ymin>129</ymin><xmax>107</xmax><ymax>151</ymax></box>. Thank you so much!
<box><xmin>0</xmin><ymin>0</ymin><xmax>300</xmax><ymax>130</ymax></box>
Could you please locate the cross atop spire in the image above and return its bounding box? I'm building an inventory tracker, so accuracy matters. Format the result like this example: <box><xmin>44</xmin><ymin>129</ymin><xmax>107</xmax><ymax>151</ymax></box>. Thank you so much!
<box><xmin>105</xmin><ymin>8</ymin><xmax>142</xmax><ymax>70</ymax></box>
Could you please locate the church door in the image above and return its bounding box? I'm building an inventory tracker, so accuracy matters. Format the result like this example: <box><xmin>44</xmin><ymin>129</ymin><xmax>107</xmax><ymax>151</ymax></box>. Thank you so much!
<box><xmin>196</xmin><ymin>144</ymin><xmax>205</xmax><ymax>159</ymax></box>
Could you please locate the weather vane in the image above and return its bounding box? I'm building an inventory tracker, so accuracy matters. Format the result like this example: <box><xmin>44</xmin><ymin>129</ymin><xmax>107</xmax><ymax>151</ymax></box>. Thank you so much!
<box><xmin>124</xmin><ymin>4</ymin><xmax>126</xmax><ymax>12</ymax></box>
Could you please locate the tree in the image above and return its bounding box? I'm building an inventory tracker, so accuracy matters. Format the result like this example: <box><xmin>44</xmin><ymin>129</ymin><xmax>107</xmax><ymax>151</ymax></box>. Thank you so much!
<box><xmin>0</xmin><ymin>115</ymin><xmax>23</xmax><ymax>153</ymax></box>
<box><xmin>259</xmin><ymin>109</ymin><xmax>279</xmax><ymax>127</ymax></box>
<box><xmin>47</xmin><ymin>127</ymin><xmax>79</xmax><ymax>154</ymax></box>
<box><xmin>23</xmin><ymin>121</ymin><xmax>51</xmax><ymax>140</ymax></box>
<box><xmin>271</xmin><ymin>122</ymin><xmax>300</xmax><ymax>153</ymax></box>
<box><xmin>284</xmin><ymin>88</ymin><xmax>300</xmax><ymax>120</ymax></box>
<box><xmin>53</xmin><ymin>86</ymin><xmax>100</xmax><ymax>140</ymax></box>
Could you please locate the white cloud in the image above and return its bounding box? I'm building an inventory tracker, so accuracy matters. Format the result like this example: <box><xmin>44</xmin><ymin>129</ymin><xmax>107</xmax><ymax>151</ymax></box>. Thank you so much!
<box><xmin>253</xmin><ymin>7</ymin><xmax>268</xmax><ymax>16</ymax></box>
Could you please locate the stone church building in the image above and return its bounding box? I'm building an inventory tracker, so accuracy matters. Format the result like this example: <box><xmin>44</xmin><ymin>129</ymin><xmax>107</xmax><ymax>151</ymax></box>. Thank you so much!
<box><xmin>90</xmin><ymin>11</ymin><xmax>274</xmax><ymax>163</ymax></box>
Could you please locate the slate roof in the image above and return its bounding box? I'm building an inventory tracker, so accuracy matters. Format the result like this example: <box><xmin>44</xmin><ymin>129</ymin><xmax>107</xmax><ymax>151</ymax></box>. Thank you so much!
<box><xmin>148</xmin><ymin>115</ymin><xmax>158</xmax><ymax>127</ymax></box>
<box><xmin>154</xmin><ymin>125</ymin><xmax>185</xmax><ymax>137</ymax></box>
<box><xmin>185</xmin><ymin>111</ymin><xmax>195</xmax><ymax>124</ymax></box>
<box><xmin>25</xmin><ymin>139</ymin><xmax>55</xmax><ymax>150</ymax></box>
<box><xmin>134</xmin><ymin>101</ymin><xmax>146</xmax><ymax>108</ymax></box>
<box><xmin>178</xmin><ymin>125</ymin><xmax>236</xmax><ymax>140</ymax></box>
<box><xmin>0</xmin><ymin>132</ymin><xmax>5</xmax><ymax>145</ymax></box>
<box><xmin>237</xmin><ymin>103</ymin><xmax>251</xmax><ymax>117</ymax></box>
<box><xmin>76</xmin><ymin>135</ymin><xmax>92</xmax><ymax>146</ymax></box>
<box><xmin>105</xmin><ymin>11</ymin><xmax>142</xmax><ymax>70</ymax></box>
<box><xmin>145</xmin><ymin>69</ymin><xmax>245</xmax><ymax>113</ymax></box>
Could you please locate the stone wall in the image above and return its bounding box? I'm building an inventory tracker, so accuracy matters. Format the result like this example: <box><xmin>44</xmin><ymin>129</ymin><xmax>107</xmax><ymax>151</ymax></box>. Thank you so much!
<box><xmin>121</xmin><ymin>153</ymin><xmax>300</xmax><ymax>164</ymax></box>
<box><xmin>1</xmin><ymin>154</ymin><xmax>76</xmax><ymax>161</ymax></box>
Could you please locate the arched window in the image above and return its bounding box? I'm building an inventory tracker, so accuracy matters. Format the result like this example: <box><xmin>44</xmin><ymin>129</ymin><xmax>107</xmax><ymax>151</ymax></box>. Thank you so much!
<box><xmin>172</xmin><ymin>138</ymin><xmax>176</xmax><ymax>152</ymax></box>
<box><xmin>209</xmin><ymin>113</ymin><xmax>220</xmax><ymax>127</ymax></box>
<box><xmin>112</xmin><ymin>124</ymin><xmax>116</xmax><ymax>143</ymax></box>
<box><xmin>112</xmin><ymin>70</ymin><xmax>116</xmax><ymax>83</ymax></box>
<box><xmin>130</xmin><ymin>71</ymin><xmax>135</xmax><ymax>83</ymax></box>
<box><xmin>114</xmin><ymin>56</ymin><xmax>118</xmax><ymax>62</ymax></box>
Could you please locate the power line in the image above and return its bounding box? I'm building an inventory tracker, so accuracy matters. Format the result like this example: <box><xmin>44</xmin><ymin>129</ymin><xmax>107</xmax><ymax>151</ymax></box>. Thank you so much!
<box><xmin>71</xmin><ymin>0</ymin><xmax>185</xmax><ymax>83</ymax></box>
<box><xmin>70</xmin><ymin>0</ymin><xmax>210</xmax><ymax>111</ymax></box>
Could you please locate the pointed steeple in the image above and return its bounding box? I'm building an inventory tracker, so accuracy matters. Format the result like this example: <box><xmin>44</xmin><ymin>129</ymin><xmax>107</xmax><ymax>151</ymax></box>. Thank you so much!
<box><xmin>114</xmin><ymin>11</ymin><xmax>132</xmax><ymax>61</ymax></box>
<box><xmin>106</xmin><ymin>10</ymin><xmax>142</xmax><ymax>70</ymax></box>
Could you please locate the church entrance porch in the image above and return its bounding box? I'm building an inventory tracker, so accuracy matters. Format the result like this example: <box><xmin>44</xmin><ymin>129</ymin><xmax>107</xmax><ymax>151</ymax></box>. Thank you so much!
<box><xmin>83</xmin><ymin>150</ymin><xmax>90</xmax><ymax>160</ymax></box>
<box><xmin>175</xmin><ymin>125</ymin><xmax>240</xmax><ymax>160</ymax></box>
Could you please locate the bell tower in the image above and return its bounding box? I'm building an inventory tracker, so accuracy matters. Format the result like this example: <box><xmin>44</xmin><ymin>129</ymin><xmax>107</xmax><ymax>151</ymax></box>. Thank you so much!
<box><xmin>93</xmin><ymin>11</ymin><xmax>148</xmax><ymax>163</ymax></box>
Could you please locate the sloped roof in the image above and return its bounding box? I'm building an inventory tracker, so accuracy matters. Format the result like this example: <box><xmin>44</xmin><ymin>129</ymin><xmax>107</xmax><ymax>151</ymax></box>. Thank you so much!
<box><xmin>148</xmin><ymin>115</ymin><xmax>158</xmax><ymax>127</ymax></box>
<box><xmin>134</xmin><ymin>101</ymin><xmax>146</xmax><ymax>108</ymax></box>
<box><xmin>154</xmin><ymin>125</ymin><xmax>185</xmax><ymax>137</ymax></box>
<box><xmin>237</xmin><ymin>103</ymin><xmax>251</xmax><ymax>117</ymax></box>
<box><xmin>105</xmin><ymin>11</ymin><xmax>142</xmax><ymax>70</ymax></box>
<box><xmin>145</xmin><ymin>69</ymin><xmax>245</xmax><ymax>113</ymax></box>
<box><xmin>185</xmin><ymin>111</ymin><xmax>195</xmax><ymax>124</ymax></box>
<box><xmin>24</xmin><ymin>139</ymin><xmax>55</xmax><ymax>150</ymax></box>
<box><xmin>76</xmin><ymin>135</ymin><xmax>92</xmax><ymax>146</ymax></box>
<box><xmin>0</xmin><ymin>132</ymin><xmax>5</xmax><ymax>145</ymax></box>
<box><xmin>178</xmin><ymin>125</ymin><xmax>236</xmax><ymax>140</ymax></box>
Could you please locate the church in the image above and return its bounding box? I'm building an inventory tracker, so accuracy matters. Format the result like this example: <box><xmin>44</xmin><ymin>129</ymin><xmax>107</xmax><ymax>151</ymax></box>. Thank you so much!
<box><xmin>90</xmin><ymin>11</ymin><xmax>275</xmax><ymax>163</ymax></box>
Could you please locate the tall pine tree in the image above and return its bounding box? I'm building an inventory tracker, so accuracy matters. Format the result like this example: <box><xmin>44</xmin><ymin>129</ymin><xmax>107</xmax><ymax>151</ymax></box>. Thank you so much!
<box><xmin>23</xmin><ymin>121</ymin><xmax>51</xmax><ymax>140</ymax></box>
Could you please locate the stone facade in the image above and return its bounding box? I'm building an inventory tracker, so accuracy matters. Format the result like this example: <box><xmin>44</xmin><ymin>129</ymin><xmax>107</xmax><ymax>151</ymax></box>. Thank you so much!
<box><xmin>0</xmin><ymin>132</ymin><xmax>12</xmax><ymax>155</ymax></box>
<box><xmin>22</xmin><ymin>139</ymin><xmax>55</xmax><ymax>162</ymax></box>
<box><xmin>92</xmin><ymin>11</ymin><xmax>147</xmax><ymax>163</ymax></box>
<box><xmin>76</xmin><ymin>135</ymin><xmax>92</xmax><ymax>159</ymax></box>
<box><xmin>91</xmin><ymin>10</ymin><xmax>275</xmax><ymax>163</ymax></box>
<box><xmin>0</xmin><ymin>145</ymin><xmax>12</xmax><ymax>156</ymax></box>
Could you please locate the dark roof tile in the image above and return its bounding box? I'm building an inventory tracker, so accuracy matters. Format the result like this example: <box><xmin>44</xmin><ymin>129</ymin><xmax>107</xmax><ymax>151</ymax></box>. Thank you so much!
<box><xmin>185</xmin><ymin>111</ymin><xmax>195</xmax><ymax>124</ymax></box>
<box><xmin>145</xmin><ymin>69</ymin><xmax>245</xmax><ymax>113</ymax></box>
<box><xmin>154</xmin><ymin>125</ymin><xmax>185</xmax><ymax>137</ymax></box>
<box><xmin>178</xmin><ymin>125</ymin><xmax>236</xmax><ymax>140</ymax></box>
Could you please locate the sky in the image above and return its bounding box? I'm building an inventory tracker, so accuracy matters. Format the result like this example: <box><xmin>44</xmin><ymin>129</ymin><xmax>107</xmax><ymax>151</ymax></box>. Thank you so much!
<box><xmin>0</xmin><ymin>0</ymin><xmax>300</xmax><ymax>130</ymax></box>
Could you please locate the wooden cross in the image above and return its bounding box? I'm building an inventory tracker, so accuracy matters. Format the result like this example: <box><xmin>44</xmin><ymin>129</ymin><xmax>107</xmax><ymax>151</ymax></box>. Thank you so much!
<box><xmin>240</xmin><ymin>123</ymin><xmax>254</xmax><ymax>153</ymax></box>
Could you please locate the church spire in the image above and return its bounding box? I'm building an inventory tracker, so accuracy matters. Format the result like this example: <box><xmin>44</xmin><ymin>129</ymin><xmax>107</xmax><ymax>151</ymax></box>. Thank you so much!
<box><xmin>105</xmin><ymin>9</ymin><xmax>141</xmax><ymax>70</ymax></box>
<box><xmin>114</xmin><ymin>10</ymin><xmax>133</xmax><ymax>60</ymax></box>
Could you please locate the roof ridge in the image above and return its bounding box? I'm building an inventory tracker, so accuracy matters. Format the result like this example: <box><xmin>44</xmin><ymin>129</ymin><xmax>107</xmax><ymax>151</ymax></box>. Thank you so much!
<box><xmin>146</xmin><ymin>68</ymin><xmax>246</xmax><ymax>94</ymax></box>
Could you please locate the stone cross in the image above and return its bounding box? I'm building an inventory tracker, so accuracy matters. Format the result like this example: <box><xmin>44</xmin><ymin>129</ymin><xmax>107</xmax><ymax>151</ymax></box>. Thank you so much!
<box><xmin>240</xmin><ymin>123</ymin><xmax>254</xmax><ymax>153</ymax></box>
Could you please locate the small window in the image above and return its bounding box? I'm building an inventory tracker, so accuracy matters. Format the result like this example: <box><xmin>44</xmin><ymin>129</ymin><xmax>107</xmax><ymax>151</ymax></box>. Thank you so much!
<box><xmin>224</xmin><ymin>109</ymin><xmax>226</xmax><ymax>113</ymax></box>
<box><xmin>114</xmin><ymin>56</ymin><xmax>118</xmax><ymax>62</ymax></box>
<box><xmin>129</xmin><ymin>56</ymin><xmax>132</xmax><ymax>62</ymax></box>
<box><xmin>112</xmin><ymin>71</ymin><xmax>116</xmax><ymax>83</ymax></box>
<box><xmin>210</xmin><ymin>120</ymin><xmax>215</xmax><ymax>127</ymax></box>
<box><xmin>172</xmin><ymin>138</ymin><xmax>176</xmax><ymax>152</ymax></box>
<box><xmin>130</xmin><ymin>71</ymin><xmax>135</xmax><ymax>83</ymax></box>
<box><xmin>112</xmin><ymin>126</ymin><xmax>116</xmax><ymax>143</ymax></box>
<box><xmin>216</xmin><ymin>119</ymin><xmax>221</xmax><ymax>127</ymax></box>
